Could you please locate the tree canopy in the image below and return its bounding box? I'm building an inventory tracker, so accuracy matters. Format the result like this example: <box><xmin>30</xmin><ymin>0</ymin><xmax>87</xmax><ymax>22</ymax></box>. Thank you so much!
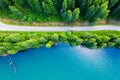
<box><xmin>0</xmin><ymin>31</ymin><xmax>120</xmax><ymax>56</ymax></box>
<box><xmin>0</xmin><ymin>0</ymin><xmax>120</xmax><ymax>22</ymax></box>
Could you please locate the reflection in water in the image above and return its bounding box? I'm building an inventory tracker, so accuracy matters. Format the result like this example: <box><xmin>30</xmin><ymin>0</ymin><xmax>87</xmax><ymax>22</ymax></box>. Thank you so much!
<box><xmin>75</xmin><ymin>46</ymin><xmax>113</xmax><ymax>73</ymax></box>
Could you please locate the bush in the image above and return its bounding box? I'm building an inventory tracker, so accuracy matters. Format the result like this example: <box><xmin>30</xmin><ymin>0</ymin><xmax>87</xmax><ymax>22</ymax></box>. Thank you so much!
<box><xmin>7</xmin><ymin>50</ymin><xmax>17</xmax><ymax>54</ymax></box>
<box><xmin>4</xmin><ymin>34</ymin><xmax>22</xmax><ymax>43</ymax></box>
<box><xmin>23</xmin><ymin>14</ymin><xmax>37</xmax><ymax>22</ymax></box>
<box><xmin>108</xmin><ymin>42</ymin><xmax>116</xmax><ymax>47</ymax></box>
<box><xmin>51</xmin><ymin>33</ymin><xmax>59</xmax><ymax>42</ymax></box>
<box><xmin>46</xmin><ymin>41</ymin><xmax>54</xmax><ymax>48</ymax></box>
<box><xmin>114</xmin><ymin>39</ymin><xmax>120</xmax><ymax>48</ymax></box>
<box><xmin>83</xmin><ymin>38</ymin><xmax>97</xmax><ymax>48</ymax></box>
<box><xmin>0</xmin><ymin>46</ymin><xmax>7</xmax><ymax>55</ymax></box>
<box><xmin>0</xmin><ymin>31</ymin><xmax>120</xmax><ymax>56</ymax></box>
<box><xmin>98</xmin><ymin>43</ymin><xmax>107</xmax><ymax>48</ymax></box>
<box><xmin>39</xmin><ymin>37</ymin><xmax>48</xmax><ymax>44</ymax></box>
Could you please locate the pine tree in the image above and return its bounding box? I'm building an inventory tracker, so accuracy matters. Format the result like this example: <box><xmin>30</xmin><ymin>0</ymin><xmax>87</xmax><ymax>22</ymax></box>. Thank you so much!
<box><xmin>12</xmin><ymin>0</ymin><xmax>26</xmax><ymax>7</ymax></box>
<box><xmin>86</xmin><ymin>1</ymin><xmax>109</xmax><ymax>22</ymax></box>
<box><xmin>53</xmin><ymin>0</ymin><xmax>63</xmax><ymax>11</ymax></box>
<box><xmin>67</xmin><ymin>10</ymin><xmax>72</xmax><ymax>22</ymax></box>
<box><xmin>27</xmin><ymin>0</ymin><xmax>35</xmax><ymax>10</ymax></box>
<box><xmin>109</xmin><ymin>1</ymin><xmax>120</xmax><ymax>19</ymax></box>
<box><xmin>34</xmin><ymin>0</ymin><xmax>42</xmax><ymax>13</ymax></box>
<box><xmin>42</xmin><ymin>0</ymin><xmax>58</xmax><ymax>15</ymax></box>
<box><xmin>1</xmin><ymin>0</ymin><xmax>12</xmax><ymax>5</ymax></box>
<box><xmin>72</xmin><ymin>8</ymin><xmax>80</xmax><ymax>21</ymax></box>
<box><xmin>67</xmin><ymin>0</ymin><xmax>75</xmax><ymax>10</ymax></box>
<box><xmin>27</xmin><ymin>0</ymin><xmax>42</xmax><ymax>13</ymax></box>
<box><xmin>76</xmin><ymin>0</ymin><xmax>109</xmax><ymax>22</ymax></box>
<box><xmin>108</xmin><ymin>0</ymin><xmax>118</xmax><ymax>8</ymax></box>
<box><xmin>0</xmin><ymin>0</ymin><xmax>10</xmax><ymax>10</ymax></box>
<box><xmin>9</xmin><ymin>6</ymin><xmax>23</xmax><ymax>16</ymax></box>
<box><xmin>84</xmin><ymin>5</ymin><xmax>96</xmax><ymax>20</ymax></box>
<box><xmin>62</xmin><ymin>0</ymin><xmax>68</xmax><ymax>11</ymax></box>
<box><xmin>62</xmin><ymin>0</ymin><xmax>75</xmax><ymax>11</ymax></box>
<box><xmin>0</xmin><ymin>0</ymin><xmax>5</xmax><ymax>10</ymax></box>
<box><xmin>1</xmin><ymin>0</ymin><xmax>120</xmax><ymax>22</ymax></box>
<box><xmin>99</xmin><ymin>1</ymin><xmax>110</xmax><ymax>19</ymax></box>
<box><xmin>62</xmin><ymin>10</ymin><xmax>72</xmax><ymax>22</ymax></box>
<box><xmin>76</xmin><ymin>0</ymin><xmax>87</xmax><ymax>14</ymax></box>
<box><xmin>110</xmin><ymin>5</ymin><xmax>120</xmax><ymax>18</ymax></box>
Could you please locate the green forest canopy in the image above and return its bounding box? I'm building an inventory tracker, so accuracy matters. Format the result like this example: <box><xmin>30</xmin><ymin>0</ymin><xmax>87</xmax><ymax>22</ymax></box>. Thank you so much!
<box><xmin>0</xmin><ymin>0</ymin><xmax>120</xmax><ymax>22</ymax></box>
<box><xmin>0</xmin><ymin>31</ymin><xmax>120</xmax><ymax>56</ymax></box>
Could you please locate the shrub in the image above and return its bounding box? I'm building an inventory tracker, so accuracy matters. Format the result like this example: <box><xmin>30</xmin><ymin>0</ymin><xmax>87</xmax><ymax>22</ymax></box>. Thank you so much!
<box><xmin>7</xmin><ymin>50</ymin><xmax>17</xmax><ymax>54</ymax></box>
<box><xmin>39</xmin><ymin>37</ymin><xmax>48</xmax><ymax>44</ymax></box>
<box><xmin>51</xmin><ymin>33</ymin><xmax>59</xmax><ymax>42</ymax></box>
<box><xmin>46</xmin><ymin>41</ymin><xmax>54</xmax><ymax>48</ymax></box>
<box><xmin>0</xmin><ymin>31</ymin><xmax>120</xmax><ymax>56</ymax></box>
<box><xmin>0</xmin><ymin>46</ymin><xmax>7</xmax><ymax>55</ymax></box>
<box><xmin>4</xmin><ymin>34</ymin><xmax>22</xmax><ymax>43</ymax></box>
<box><xmin>114</xmin><ymin>39</ymin><xmax>120</xmax><ymax>48</ymax></box>
<box><xmin>108</xmin><ymin>42</ymin><xmax>116</xmax><ymax>47</ymax></box>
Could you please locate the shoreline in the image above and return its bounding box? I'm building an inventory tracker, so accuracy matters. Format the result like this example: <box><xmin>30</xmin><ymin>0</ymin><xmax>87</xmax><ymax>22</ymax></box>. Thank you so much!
<box><xmin>0</xmin><ymin>43</ymin><xmax>119</xmax><ymax>57</ymax></box>
<box><xmin>0</xmin><ymin>31</ymin><xmax>120</xmax><ymax>56</ymax></box>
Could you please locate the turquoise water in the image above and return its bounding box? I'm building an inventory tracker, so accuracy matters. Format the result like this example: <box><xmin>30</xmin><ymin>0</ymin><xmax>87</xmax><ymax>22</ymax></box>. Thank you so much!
<box><xmin>0</xmin><ymin>44</ymin><xmax>120</xmax><ymax>80</ymax></box>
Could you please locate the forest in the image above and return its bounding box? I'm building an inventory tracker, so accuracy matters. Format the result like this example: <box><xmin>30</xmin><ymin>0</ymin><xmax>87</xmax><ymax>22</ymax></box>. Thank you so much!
<box><xmin>0</xmin><ymin>31</ymin><xmax>120</xmax><ymax>56</ymax></box>
<box><xmin>0</xmin><ymin>0</ymin><xmax>120</xmax><ymax>23</ymax></box>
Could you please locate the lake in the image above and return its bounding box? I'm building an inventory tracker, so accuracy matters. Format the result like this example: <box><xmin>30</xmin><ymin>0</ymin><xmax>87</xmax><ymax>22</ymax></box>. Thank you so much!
<box><xmin>0</xmin><ymin>44</ymin><xmax>120</xmax><ymax>80</ymax></box>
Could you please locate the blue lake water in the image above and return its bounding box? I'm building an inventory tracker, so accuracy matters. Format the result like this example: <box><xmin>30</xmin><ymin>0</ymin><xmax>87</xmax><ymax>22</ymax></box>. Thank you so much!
<box><xmin>0</xmin><ymin>44</ymin><xmax>120</xmax><ymax>80</ymax></box>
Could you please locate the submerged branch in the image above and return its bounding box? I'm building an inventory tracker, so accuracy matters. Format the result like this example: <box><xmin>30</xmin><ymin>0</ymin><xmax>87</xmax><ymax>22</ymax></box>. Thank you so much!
<box><xmin>8</xmin><ymin>55</ymin><xmax>16</xmax><ymax>74</ymax></box>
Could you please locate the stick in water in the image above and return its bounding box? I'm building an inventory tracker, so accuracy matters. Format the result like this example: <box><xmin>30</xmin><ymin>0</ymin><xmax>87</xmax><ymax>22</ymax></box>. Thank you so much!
<box><xmin>8</xmin><ymin>55</ymin><xmax>16</xmax><ymax>73</ymax></box>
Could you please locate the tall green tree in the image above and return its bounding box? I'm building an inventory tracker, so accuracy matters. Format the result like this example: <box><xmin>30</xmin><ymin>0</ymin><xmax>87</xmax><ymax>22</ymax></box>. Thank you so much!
<box><xmin>67</xmin><ymin>0</ymin><xmax>75</xmax><ymax>10</ymax></box>
<box><xmin>109</xmin><ymin>1</ymin><xmax>120</xmax><ymax>19</ymax></box>
<box><xmin>62</xmin><ymin>10</ymin><xmax>72</xmax><ymax>22</ymax></box>
<box><xmin>72</xmin><ymin>8</ymin><xmax>80</xmax><ymax>21</ymax></box>
<box><xmin>53</xmin><ymin>0</ymin><xmax>63</xmax><ymax>11</ymax></box>
<box><xmin>62</xmin><ymin>0</ymin><xmax>79</xmax><ymax>22</ymax></box>
<box><xmin>108</xmin><ymin>0</ymin><xmax>118</xmax><ymax>8</ymax></box>
<box><xmin>27</xmin><ymin>0</ymin><xmax>42</xmax><ymax>13</ymax></box>
<box><xmin>42</xmin><ymin>0</ymin><xmax>58</xmax><ymax>15</ymax></box>
<box><xmin>62</xmin><ymin>0</ymin><xmax>68</xmax><ymax>11</ymax></box>
<box><xmin>62</xmin><ymin>0</ymin><xmax>75</xmax><ymax>11</ymax></box>
<box><xmin>9</xmin><ymin>6</ymin><xmax>23</xmax><ymax>16</ymax></box>
<box><xmin>0</xmin><ymin>0</ymin><xmax>5</xmax><ymax>10</ymax></box>
<box><xmin>0</xmin><ymin>0</ymin><xmax>10</xmax><ymax>10</ymax></box>
<box><xmin>12</xmin><ymin>0</ymin><xmax>26</xmax><ymax>8</ymax></box>
<box><xmin>76</xmin><ymin>0</ymin><xmax>109</xmax><ymax>22</ymax></box>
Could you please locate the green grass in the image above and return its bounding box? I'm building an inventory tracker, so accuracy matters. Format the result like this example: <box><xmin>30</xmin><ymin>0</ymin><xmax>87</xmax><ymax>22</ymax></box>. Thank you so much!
<box><xmin>73</xmin><ymin>31</ymin><xmax>120</xmax><ymax>35</ymax></box>
<box><xmin>0</xmin><ymin>30</ymin><xmax>119</xmax><ymax>35</ymax></box>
